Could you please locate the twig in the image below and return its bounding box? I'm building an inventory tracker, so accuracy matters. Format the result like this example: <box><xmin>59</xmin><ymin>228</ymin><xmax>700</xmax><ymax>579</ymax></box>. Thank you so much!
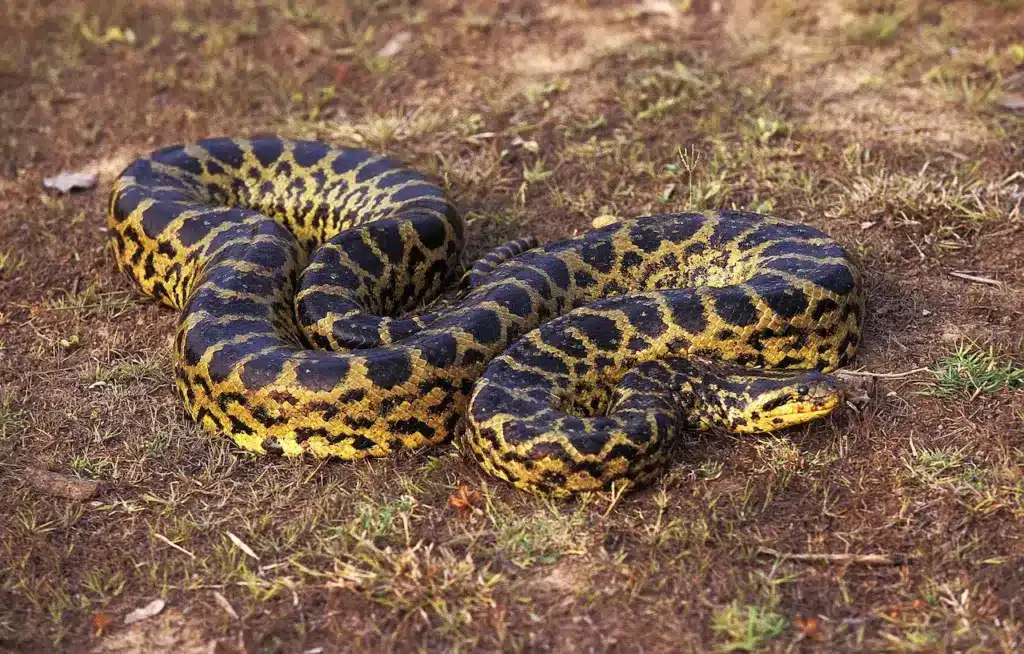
<box><xmin>758</xmin><ymin>548</ymin><xmax>909</xmax><ymax>566</ymax></box>
<box><xmin>838</xmin><ymin>367</ymin><xmax>932</xmax><ymax>379</ymax></box>
<box><xmin>153</xmin><ymin>533</ymin><xmax>195</xmax><ymax>558</ymax></box>
<box><xmin>947</xmin><ymin>271</ymin><xmax>1003</xmax><ymax>287</ymax></box>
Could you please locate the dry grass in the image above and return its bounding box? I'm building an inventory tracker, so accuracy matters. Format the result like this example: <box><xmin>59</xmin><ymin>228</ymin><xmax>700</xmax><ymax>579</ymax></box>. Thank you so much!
<box><xmin>2</xmin><ymin>0</ymin><xmax>1024</xmax><ymax>651</ymax></box>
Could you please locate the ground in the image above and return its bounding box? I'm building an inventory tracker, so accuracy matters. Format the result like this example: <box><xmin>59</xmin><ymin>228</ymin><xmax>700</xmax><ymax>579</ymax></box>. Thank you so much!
<box><xmin>2</xmin><ymin>0</ymin><xmax>1024</xmax><ymax>651</ymax></box>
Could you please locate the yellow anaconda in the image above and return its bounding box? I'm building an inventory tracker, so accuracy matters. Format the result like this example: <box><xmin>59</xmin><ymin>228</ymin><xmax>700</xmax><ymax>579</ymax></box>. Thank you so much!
<box><xmin>108</xmin><ymin>137</ymin><xmax>863</xmax><ymax>495</ymax></box>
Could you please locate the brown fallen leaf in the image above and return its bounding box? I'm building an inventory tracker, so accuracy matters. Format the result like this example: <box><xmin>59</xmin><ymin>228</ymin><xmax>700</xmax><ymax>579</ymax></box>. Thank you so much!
<box><xmin>124</xmin><ymin>598</ymin><xmax>165</xmax><ymax>625</ymax></box>
<box><xmin>23</xmin><ymin>466</ymin><xmax>100</xmax><ymax>500</ymax></box>
<box><xmin>449</xmin><ymin>484</ymin><xmax>482</xmax><ymax>517</ymax></box>
<box><xmin>92</xmin><ymin>611</ymin><xmax>112</xmax><ymax>637</ymax></box>
<box><xmin>794</xmin><ymin>616</ymin><xmax>823</xmax><ymax>640</ymax></box>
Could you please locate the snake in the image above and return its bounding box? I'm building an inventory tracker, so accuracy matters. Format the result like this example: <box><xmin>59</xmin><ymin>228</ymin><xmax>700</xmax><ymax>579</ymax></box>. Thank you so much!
<box><xmin>107</xmin><ymin>137</ymin><xmax>863</xmax><ymax>496</ymax></box>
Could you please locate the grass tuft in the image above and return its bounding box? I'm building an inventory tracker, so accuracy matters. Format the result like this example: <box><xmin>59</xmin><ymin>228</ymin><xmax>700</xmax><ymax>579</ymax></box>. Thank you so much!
<box><xmin>711</xmin><ymin>601</ymin><xmax>787</xmax><ymax>652</ymax></box>
<box><xmin>927</xmin><ymin>343</ymin><xmax>1024</xmax><ymax>398</ymax></box>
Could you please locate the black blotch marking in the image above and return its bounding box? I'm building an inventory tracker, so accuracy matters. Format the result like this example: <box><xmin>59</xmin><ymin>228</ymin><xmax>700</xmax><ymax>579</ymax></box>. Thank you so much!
<box><xmin>708</xmin><ymin>211</ymin><xmax>761</xmax><ymax>248</ymax></box>
<box><xmin>202</xmin><ymin>138</ymin><xmax>246</xmax><ymax>169</ymax></box>
<box><xmin>228</xmin><ymin>416</ymin><xmax>254</xmax><ymax>435</ymax></box>
<box><xmin>762</xmin><ymin>285</ymin><xmax>809</xmax><ymax>319</ymax></box>
<box><xmin>412</xmin><ymin>216</ymin><xmax>447</xmax><ymax>250</ymax></box>
<box><xmin>607</xmin><ymin>442</ymin><xmax>643</xmax><ymax>461</ymax></box>
<box><xmin>417</xmin><ymin>334</ymin><xmax>459</xmax><ymax>369</ymax></box>
<box><xmin>331</xmin><ymin>148</ymin><xmax>372</xmax><ymax>174</ymax></box>
<box><xmin>353</xmin><ymin>435</ymin><xmax>378</xmax><ymax>450</ymax></box>
<box><xmin>251</xmin><ymin>139</ymin><xmax>284</xmax><ymax>166</ymax></box>
<box><xmin>252</xmin><ymin>405</ymin><xmax>286</xmax><ymax>427</ymax></box>
<box><xmin>369</xmin><ymin>221</ymin><xmax>406</xmax><ymax>264</ymax></box>
<box><xmin>619</xmin><ymin>251</ymin><xmax>643</xmax><ymax>275</ymax></box>
<box><xmin>573</xmin><ymin>314</ymin><xmax>622</xmax><ymax>351</ymax></box>
<box><xmin>364</xmin><ymin>351</ymin><xmax>413</xmax><ymax>390</ymax></box>
<box><xmin>292</xmin><ymin>140</ymin><xmax>330</xmax><ymax>167</ymax></box>
<box><xmin>295</xmin><ymin>357</ymin><xmax>351</xmax><ymax>393</ymax></box>
<box><xmin>462</xmin><ymin>309</ymin><xmax>503</xmax><ymax>345</ymax></box>
<box><xmin>580</xmin><ymin>240</ymin><xmax>615</xmax><ymax>274</ymax></box>
<box><xmin>151</xmin><ymin>148</ymin><xmax>203</xmax><ymax>176</ymax></box>
<box><xmin>204</xmin><ymin>159</ymin><xmax>225</xmax><ymax>176</ymax></box>
<box><xmin>112</xmin><ymin>186</ymin><xmax>146</xmax><ymax>221</ymax></box>
<box><xmin>811</xmin><ymin>298</ymin><xmax>839</xmax><ymax>320</ymax></box>
<box><xmin>141</xmin><ymin>202</ymin><xmax>180</xmax><ymax>238</ymax></box>
<box><xmin>667</xmin><ymin>290</ymin><xmax>707</xmax><ymax>335</ymax></box>
<box><xmin>712</xmin><ymin>287</ymin><xmax>760</xmax><ymax>327</ymax></box>
<box><xmin>619</xmin><ymin>297</ymin><xmax>667</xmax><ymax>339</ymax></box>
<box><xmin>390</xmin><ymin>418</ymin><xmax>435</xmax><ymax>439</ymax></box>
<box><xmin>574</xmin><ymin>269</ymin><xmax>596</xmax><ymax>288</ymax></box>
<box><xmin>494</xmin><ymin>286</ymin><xmax>534</xmax><ymax>318</ymax></box>
<box><xmin>462</xmin><ymin>348</ymin><xmax>487</xmax><ymax>367</ymax></box>
<box><xmin>239</xmin><ymin>353</ymin><xmax>287</xmax><ymax>389</ymax></box>
<box><xmin>376</xmin><ymin>170</ymin><xmax>419</xmax><ymax>189</ymax></box>
<box><xmin>344</xmin><ymin>237</ymin><xmax>385</xmax><ymax>276</ymax></box>
<box><xmin>627</xmin><ymin>336</ymin><xmax>648</xmax><ymax>351</ymax></box>
<box><xmin>355</xmin><ymin>157</ymin><xmax>397</xmax><ymax>184</ymax></box>
<box><xmin>542</xmin><ymin>328</ymin><xmax>588</xmax><ymax>359</ymax></box>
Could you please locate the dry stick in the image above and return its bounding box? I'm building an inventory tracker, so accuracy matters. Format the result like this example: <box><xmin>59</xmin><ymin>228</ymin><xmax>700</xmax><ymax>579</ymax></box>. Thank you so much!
<box><xmin>838</xmin><ymin>367</ymin><xmax>932</xmax><ymax>379</ymax></box>
<box><xmin>153</xmin><ymin>533</ymin><xmax>196</xmax><ymax>559</ymax></box>
<box><xmin>758</xmin><ymin>548</ymin><xmax>910</xmax><ymax>566</ymax></box>
<box><xmin>947</xmin><ymin>271</ymin><xmax>1003</xmax><ymax>287</ymax></box>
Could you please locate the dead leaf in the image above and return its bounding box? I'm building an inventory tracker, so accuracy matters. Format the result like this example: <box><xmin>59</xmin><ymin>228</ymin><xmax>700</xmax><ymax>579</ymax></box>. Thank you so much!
<box><xmin>225</xmin><ymin>531</ymin><xmax>260</xmax><ymax>560</ymax></box>
<box><xmin>212</xmin><ymin>591</ymin><xmax>239</xmax><ymax>620</ymax></box>
<box><xmin>23</xmin><ymin>466</ymin><xmax>100</xmax><ymax>500</ymax></box>
<box><xmin>794</xmin><ymin>616</ymin><xmax>822</xmax><ymax>640</ymax></box>
<box><xmin>124</xmin><ymin>598</ymin><xmax>166</xmax><ymax>625</ymax></box>
<box><xmin>92</xmin><ymin>611</ymin><xmax>112</xmax><ymax>636</ymax></box>
<box><xmin>448</xmin><ymin>484</ymin><xmax>482</xmax><ymax>517</ymax></box>
<box><xmin>334</xmin><ymin>62</ymin><xmax>351</xmax><ymax>84</ymax></box>
<box><xmin>43</xmin><ymin>170</ymin><xmax>98</xmax><ymax>193</ymax></box>
<box><xmin>376</xmin><ymin>32</ymin><xmax>411</xmax><ymax>59</ymax></box>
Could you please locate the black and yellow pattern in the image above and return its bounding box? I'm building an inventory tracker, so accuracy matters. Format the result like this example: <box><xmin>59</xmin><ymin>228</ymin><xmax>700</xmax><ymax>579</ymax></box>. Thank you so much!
<box><xmin>108</xmin><ymin>137</ymin><xmax>863</xmax><ymax>494</ymax></box>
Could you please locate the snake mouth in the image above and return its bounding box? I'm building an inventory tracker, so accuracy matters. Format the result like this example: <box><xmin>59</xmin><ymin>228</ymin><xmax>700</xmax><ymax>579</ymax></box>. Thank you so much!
<box><xmin>753</xmin><ymin>393</ymin><xmax>843</xmax><ymax>431</ymax></box>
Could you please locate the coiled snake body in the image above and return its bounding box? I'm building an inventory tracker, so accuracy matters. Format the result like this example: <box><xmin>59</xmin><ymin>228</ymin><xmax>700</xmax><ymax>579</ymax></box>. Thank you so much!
<box><xmin>109</xmin><ymin>137</ymin><xmax>863</xmax><ymax>495</ymax></box>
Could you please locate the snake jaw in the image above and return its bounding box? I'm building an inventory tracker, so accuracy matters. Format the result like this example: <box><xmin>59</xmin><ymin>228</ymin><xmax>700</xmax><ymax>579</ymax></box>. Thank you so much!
<box><xmin>730</xmin><ymin>374</ymin><xmax>845</xmax><ymax>434</ymax></box>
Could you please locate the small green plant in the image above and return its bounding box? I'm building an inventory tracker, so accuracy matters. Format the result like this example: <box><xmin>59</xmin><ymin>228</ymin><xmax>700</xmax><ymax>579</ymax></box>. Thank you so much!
<box><xmin>927</xmin><ymin>344</ymin><xmax>1024</xmax><ymax>398</ymax></box>
<box><xmin>712</xmin><ymin>601</ymin><xmax>787</xmax><ymax>651</ymax></box>
<box><xmin>851</xmin><ymin>11</ymin><xmax>905</xmax><ymax>44</ymax></box>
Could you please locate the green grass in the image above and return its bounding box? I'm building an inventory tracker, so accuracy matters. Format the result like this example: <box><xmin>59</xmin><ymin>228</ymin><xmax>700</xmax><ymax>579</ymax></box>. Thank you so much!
<box><xmin>3</xmin><ymin>0</ymin><xmax>1024</xmax><ymax>650</ymax></box>
<box><xmin>928</xmin><ymin>343</ymin><xmax>1024</xmax><ymax>398</ymax></box>
<box><xmin>712</xmin><ymin>601</ymin><xmax>787</xmax><ymax>652</ymax></box>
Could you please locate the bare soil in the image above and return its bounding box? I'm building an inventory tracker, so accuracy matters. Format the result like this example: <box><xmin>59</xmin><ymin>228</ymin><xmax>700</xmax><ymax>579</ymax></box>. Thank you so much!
<box><xmin>2</xmin><ymin>0</ymin><xmax>1024</xmax><ymax>651</ymax></box>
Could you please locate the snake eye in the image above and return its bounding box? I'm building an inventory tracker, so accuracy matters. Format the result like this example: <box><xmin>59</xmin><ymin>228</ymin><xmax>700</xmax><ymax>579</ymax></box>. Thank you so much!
<box><xmin>796</xmin><ymin>385</ymin><xmax>809</xmax><ymax>396</ymax></box>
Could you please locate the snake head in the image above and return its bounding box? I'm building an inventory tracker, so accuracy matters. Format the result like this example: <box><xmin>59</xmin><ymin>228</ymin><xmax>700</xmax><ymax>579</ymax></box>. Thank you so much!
<box><xmin>723</xmin><ymin>370</ymin><xmax>845</xmax><ymax>434</ymax></box>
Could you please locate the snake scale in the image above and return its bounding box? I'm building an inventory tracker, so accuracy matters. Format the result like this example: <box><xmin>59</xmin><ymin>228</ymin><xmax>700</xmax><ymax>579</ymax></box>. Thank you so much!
<box><xmin>108</xmin><ymin>137</ymin><xmax>863</xmax><ymax>496</ymax></box>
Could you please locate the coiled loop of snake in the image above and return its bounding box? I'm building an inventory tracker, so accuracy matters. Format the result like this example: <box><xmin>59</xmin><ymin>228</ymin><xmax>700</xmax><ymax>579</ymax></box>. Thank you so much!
<box><xmin>109</xmin><ymin>137</ymin><xmax>863</xmax><ymax>495</ymax></box>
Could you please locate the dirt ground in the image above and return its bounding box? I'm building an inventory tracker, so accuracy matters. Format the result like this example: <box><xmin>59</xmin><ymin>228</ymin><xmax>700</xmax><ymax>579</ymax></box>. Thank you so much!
<box><xmin>2</xmin><ymin>0</ymin><xmax>1024</xmax><ymax>651</ymax></box>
